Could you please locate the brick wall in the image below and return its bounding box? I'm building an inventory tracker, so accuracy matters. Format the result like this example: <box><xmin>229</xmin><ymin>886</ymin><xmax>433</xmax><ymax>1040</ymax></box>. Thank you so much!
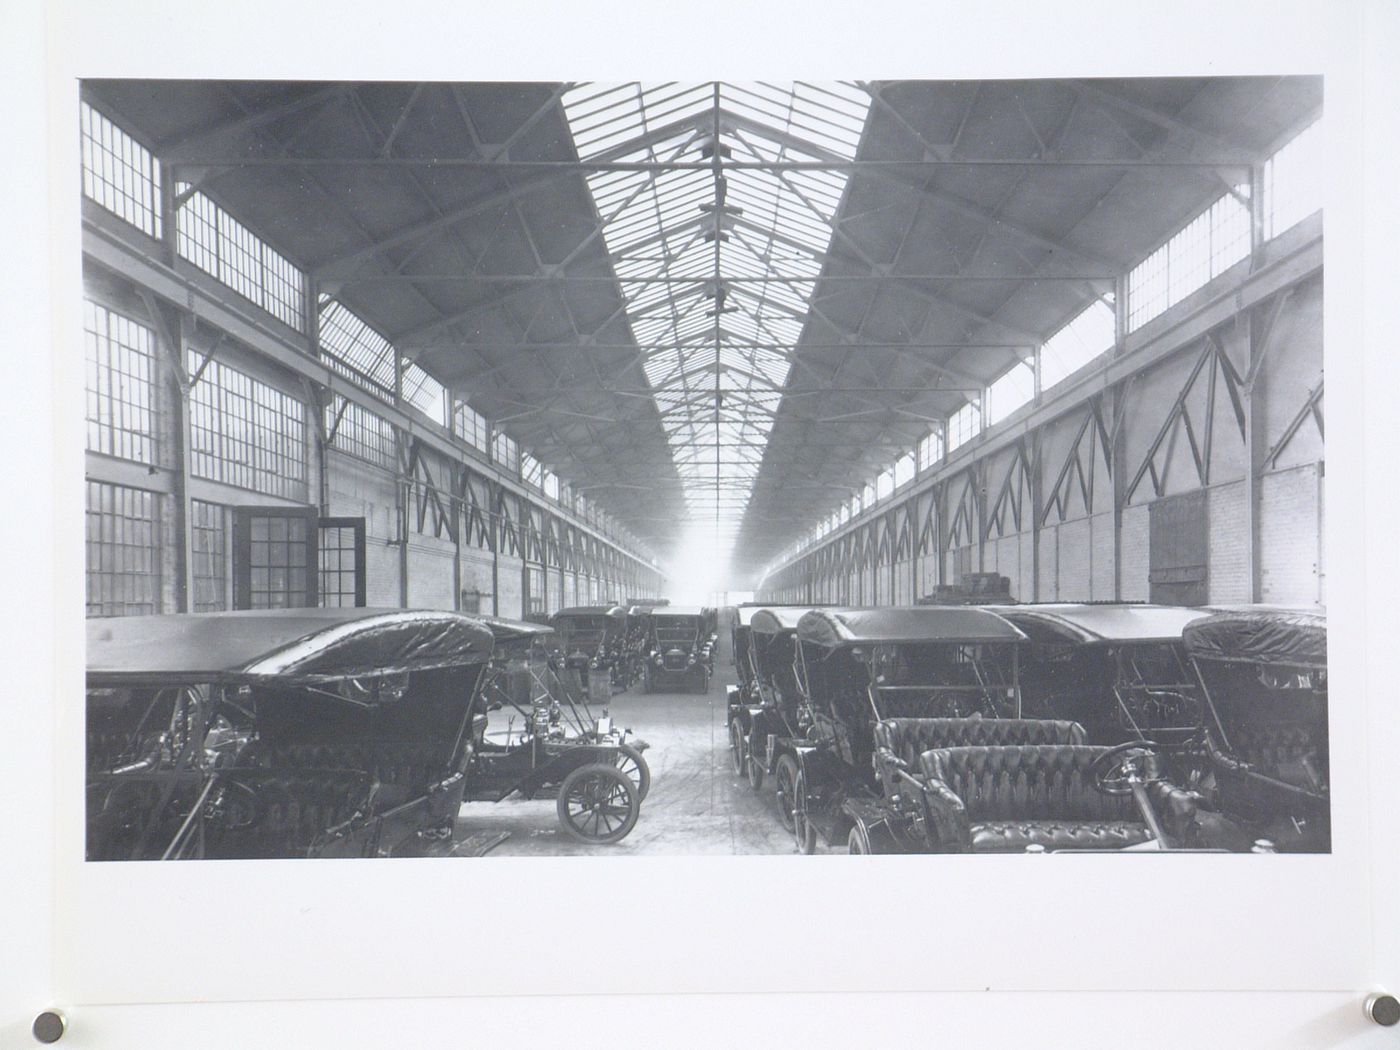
<box><xmin>1037</xmin><ymin>527</ymin><xmax>1058</xmax><ymax>601</ymax></box>
<box><xmin>406</xmin><ymin>538</ymin><xmax>456</xmax><ymax>610</ymax></box>
<box><xmin>1208</xmin><ymin>481</ymin><xmax>1250</xmax><ymax>604</ymax></box>
<box><xmin>1261</xmin><ymin>465</ymin><xmax>1321</xmax><ymax>605</ymax></box>
<box><xmin>1056</xmin><ymin>517</ymin><xmax>1092</xmax><ymax>600</ymax></box>
<box><xmin>1089</xmin><ymin>512</ymin><xmax>1115</xmax><ymax>600</ymax></box>
<box><xmin>1120</xmin><ymin>504</ymin><xmax>1150</xmax><ymax>601</ymax></box>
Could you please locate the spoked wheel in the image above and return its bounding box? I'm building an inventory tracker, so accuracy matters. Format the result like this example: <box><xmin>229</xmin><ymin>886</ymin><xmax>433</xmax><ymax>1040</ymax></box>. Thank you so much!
<box><xmin>848</xmin><ymin>820</ymin><xmax>898</xmax><ymax>854</ymax></box>
<box><xmin>774</xmin><ymin>754</ymin><xmax>799</xmax><ymax>833</ymax></box>
<box><xmin>614</xmin><ymin>743</ymin><xmax>651</xmax><ymax>802</ymax></box>
<box><xmin>729</xmin><ymin>719</ymin><xmax>747</xmax><ymax>776</ymax></box>
<box><xmin>557</xmin><ymin>763</ymin><xmax>640</xmax><ymax>845</ymax></box>
<box><xmin>792</xmin><ymin>769</ymin><xmax>818</xmax><ymax>854</ymax></box>
<box><xmin>746</xmin><ymin>743</ymin><xmax>765</xmax><ymax>791</ymax></box>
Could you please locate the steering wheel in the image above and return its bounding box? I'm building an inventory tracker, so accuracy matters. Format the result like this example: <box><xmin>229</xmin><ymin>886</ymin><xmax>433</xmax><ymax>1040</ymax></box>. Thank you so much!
<box><xmin>1090</xmin><ymin>740</ymin><xmax>1163</xmax><ymax>796</ymax></box>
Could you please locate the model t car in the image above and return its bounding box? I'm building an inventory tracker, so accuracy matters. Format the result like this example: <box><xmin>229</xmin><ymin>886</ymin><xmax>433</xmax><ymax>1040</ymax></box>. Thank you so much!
<box><xmin>846</xmin><ymin>606</ymin><xmax>1326</xmax><ymax>855</ymax></box>
<box><xmin>642</xmin><ymin>605</ymin><xmax>714</xmax><ymax>693</ymax></box>
<box><xmin>476</xmin><ymin>615</ymin><xmax>650</xmax><ymax>803</ymax></box>
<box><xmin>1177</xmin><ymin>607</ymin><xmax>1329</xmax><ymax>852</ymax></box>
<box><xmin>548</xmin><ymin>605</ymin><xmax>629</xmax><ymax>695</ymax></box>
<box><xmin>85</xmin><ymin>608</ymin><xmax>499</xmax><ymax>860</ymax></box>
<box><xmin>998</xmin><ymin>603</ymin><xmax>1212</xmax><ymax>745</ymax></box>
<box><xmin>727</xmin><ymin>607</ymin><xmax>822</xmax><ymax>826</ymax></box>
<box><xmin>786</xmin><ymin>606</ymin><xmax>1032</xmax><ymax>852</ymax></box>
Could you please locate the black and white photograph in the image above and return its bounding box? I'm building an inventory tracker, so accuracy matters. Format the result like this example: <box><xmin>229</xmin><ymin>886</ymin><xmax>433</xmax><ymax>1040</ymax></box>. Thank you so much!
<box><xmin>6</xmin><ymin>1</ymin><xmax>1399</xmax><ymax>1047</ymax></box>
<box><xmin>77</xmin><ymin>75</ymin><xmax>1327</xmax><ymax>860</ymax></box>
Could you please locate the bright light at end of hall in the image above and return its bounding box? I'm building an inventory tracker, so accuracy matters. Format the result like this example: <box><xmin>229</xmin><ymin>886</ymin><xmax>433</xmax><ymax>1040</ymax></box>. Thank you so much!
<box><xmin>664</xmin><ymin>525</ymin><xmax>738</xmax><ymax>604</ymax></box>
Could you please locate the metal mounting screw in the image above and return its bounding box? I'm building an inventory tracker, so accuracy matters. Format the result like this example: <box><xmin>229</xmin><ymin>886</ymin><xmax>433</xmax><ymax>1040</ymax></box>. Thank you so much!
<box><xmin>1367</xmin><ymin>992</ymin><xmax>1400</xmax><ymax>1027</ymax></box>
<box><xmin>32</xmin><ymin>1010</ymin><xmax>66</xmax><ymax>1044</ymax></box>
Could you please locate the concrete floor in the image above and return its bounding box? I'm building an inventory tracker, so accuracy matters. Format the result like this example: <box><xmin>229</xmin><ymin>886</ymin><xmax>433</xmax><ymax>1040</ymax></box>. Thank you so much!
<box><xmin>455</xmin><ymin>641</ymin><xmax>826</xmax><ymax>856</ymax></box>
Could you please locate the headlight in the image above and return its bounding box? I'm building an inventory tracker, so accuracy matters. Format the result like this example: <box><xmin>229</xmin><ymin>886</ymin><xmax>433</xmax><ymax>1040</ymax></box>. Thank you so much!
<box><xmin>589</xmin><ymin>659</ymin><xmax>599</xmax><ymax>669</ymax></box>
<box><xmin>654</xmin><ymin>655</ymin><xmax>663</xmax><ymax>666</ymax></box>
<box><xmin>688</xmin><ymin>654</ymin><xmax>696</xmax><ymax>665</ymax></box>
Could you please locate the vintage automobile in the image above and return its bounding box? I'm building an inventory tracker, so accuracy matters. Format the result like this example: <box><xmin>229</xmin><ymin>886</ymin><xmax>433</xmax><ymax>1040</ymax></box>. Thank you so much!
<box><xmin>701</xmin><ymin>606</ymin><xmax>720</xmax><ymax>645</ymax></box>
<box><xmin>1179</xmin><ymin>607</ymin><xmax>1329</xmax><ymax>852</ymax></box>
<box><xmin>854</xmin><ymin>724</ymin><xmax>1206</xmax><ymax>853</ymax></box>
<box><xmin>549</xmin><ymin>605</ymin><xmax>629</xmax><ymax>695</ymax></box>
<box><xmin>998</xmin><ymin>603</ymin><xmax>1213</xmax><ymax>745</ymax></box>
<box><xmin>476</xmin><ymin>615</ymin><xmax>651</xmax><ymax>802</ymax></box>
<box><xmin>86</xmin><ymin>608</ymin><xmax>498</xmax><ymax>860</ymax></box>
<box><xmin>787</xmin><ymin>606</ymin><xmax>1029</xmax><ymax>852</ymax></box>
<box><xmin>642</xmin><ymin>605</ymin><xmax>714</xmax><ymax>693</ymax></box>
<box><xmin>618</xmin><ymin>605</ymin><xmax>656</xmax><ymax>690</ymax></box>
<box><xmin>461</xmin><ymin>618</ymin><xmax>645</xmax><ymax>842</ymax></box>
<box><xmin>726</xmin><ymin>607</ymin><xmax>822</xmax><ymax>817</ymax></box>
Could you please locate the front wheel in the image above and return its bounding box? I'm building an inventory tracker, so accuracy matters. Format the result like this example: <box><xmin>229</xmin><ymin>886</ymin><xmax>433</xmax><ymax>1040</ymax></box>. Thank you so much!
<box><xmin>556</xmin><ymin>764</ymin><xmax>639</xmax><ymax>844</ymax></box>
<box><xmin>774</xmin><ymin>754</ymin><xmax>799</xmax><ymax>833</ymax></box>
<box><xmin>746</xmin><ymin>744</ymin><xmax>765</xmax><ymax>791</ymax></box>
<box><xmin>614</xmin><ymin>743</ymin><xmax>651</xmax><ymax>802</ymax></box>
<box><xmin>792</xmin><ymin>769</ymin><xmax>818</xmax><ymax>854</ymax></box>
<box><xmin>729</xmin><ymin>719</ymin><xmax>747</xmax><ymax>776</ymax></box>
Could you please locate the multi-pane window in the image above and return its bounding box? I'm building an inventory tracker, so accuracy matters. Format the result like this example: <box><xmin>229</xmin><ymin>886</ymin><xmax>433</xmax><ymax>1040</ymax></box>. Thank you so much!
<box><xmin>80</xmin><ymin>102</ymin><xmax>161</xmax><ymax>239</ymax></box>
<box><xmin>401</xmin><ymin>360</ymin><xmax>446</xmax><ymax>423</ymax></box>
<box><xmin>1041</xmin><ymin>299</ymin><xmax>1116</xmax><ymax>392</ymax></box>
<box><xmin>526</xmin><ymin>568</ymin><xmax>546</xmax><ymax>616</ymax></box>
<box><xmin>558</xmin><ymin>480</ymin><xmax>573</xmax><ymax>511</ymax></box>
<box><xmin>247</xmin><ymin>514</ymin><xmax>309</xmax><ymax>609</ymax></box>
<box><xmin>861</xmin><ymin>481</ymin><xmax>876</xmax><ymax>509</ymax></box>
<box><xmin>876</xmin><ymin>469</ymin><xmax>894</xmax><ymax>501</ymax></box>
<box><xmin>326</xmin><ymin>394</ymin><xmax>396</xmax><ymax>470</ymax></box>
<box><xmin>521</xmin><ymin>452</ymin><xmax>543</xmax><ymax>489</ymax></box>
<box><xmin>492</xmin><ymin>431</ymin><xmax>520</xmax><ymax>474</ymax></box>
<box><xmin>318</xmin><ymin>299</ymin><xmax>396</xmax><ymax>394</ymax></box>
<box><xmin>190</xmin><ymin>499</ymin><xmax>228</xmax><ymax>612</ymax></box>
<box><xmin>917</xmin><ymin>429</ymin><xmax>944</xmax><ymax>473</ymax></box>
<box><xmin>452</xmin><ymin>400</ymin><xmax>490</xmax><ymax>452</ymax></box>
<box><xmin>543</xmin><ymin>470</ymin><xmax>560</xmax><ymax>502</ymax></box>
<box><xmin>986</xmin><ymin>359</ymin><xmax>1035</xmax><ymax>426</ymax></box>
<box><xmin>84</xmin><ymin>301</ymin><xmax>157</xmax><ymax>464</ymax></box>
<box><xmin>947</xmin><ymin>401</ymin><xmax>981</xmax><ymax>453</ymax></box>
<box><xmin>893</xmin><ymin>452</ymin><xmax>915</xmax><ymax>489</ymax></box>
<box><xmin>86</xmin><ymin>481</ymin><xmax>161</xmax><ymax>617</ymax></box>
<box><xmin>176</xmin><ymin>187</ymin><xmax>306</xmax><ymax>331</ymax></box>
<box><xmin>188</xmin><ymin>354</ymin><xmax>308</xmax><ymax>500</ymax></box>
<box><xmin>1265</xmin><ymin>120</ymin><xmax>1322</xmax><ymax>240</ymax></box>
<box><xmin>319</xmin><ymin>522</ymin><xmax>362</xmax><ymax>608</ymax></box>
<box><xmin>1127</xmin><ymin>190</ymin><xmax>1250</xmax><ymax>332</ymax></box>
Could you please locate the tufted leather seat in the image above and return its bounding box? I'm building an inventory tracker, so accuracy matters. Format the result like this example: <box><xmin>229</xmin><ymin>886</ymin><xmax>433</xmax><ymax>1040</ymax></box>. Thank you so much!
<box><xmin>916</xmin><ymin>744</ymin><xmax>1155</xmax><ymax>852</ymax></box>
<box><xmin>875</xmin><ymin>718</ymin><xmax>1085</xmax><ymax>769</ymax></box>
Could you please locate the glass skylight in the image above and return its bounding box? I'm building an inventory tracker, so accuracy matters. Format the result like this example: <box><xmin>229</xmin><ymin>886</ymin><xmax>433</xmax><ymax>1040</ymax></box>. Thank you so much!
<box><xmin>563</xmin><ymin>82</ymin><xmax>872</xmax><ymax>566</ymax></box>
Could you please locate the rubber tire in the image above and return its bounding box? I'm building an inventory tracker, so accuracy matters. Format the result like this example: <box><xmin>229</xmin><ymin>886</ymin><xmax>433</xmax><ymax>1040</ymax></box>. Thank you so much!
<box><xmin>792</xmin><ymin>770</ymin><xmax>818</xmax><ymax>854</ymax></box>
<box><xmin>848</xmin><ymin>823</ymin><xmax>873</xmax><ymax>854</ymax></box>
<box><xmin>556</xmin><ymin>763</ymin><xmax>640</xmax><ymax>845</ymax></box>
<box><xmin>729</xmin><ymin>719</ymin><xmax>747</xmax><ymax>775</ymax></box>
<box><xmin>614</xmin><ymin>743</ymin><xmax>651</xmax><ymax>802</ymax></box>
<box><xmin>850</xmin><ymin>820</ymin><xmax>899</xmax><ymax>854</ymax></box>
<box><xmin>774</xmin><ymin>754</ymin><xmax>799</xmax><ymax>833</ymax></box>
<box><xmin>746</xmin><ymin>743</ymin><xmax>765</xmax><ymax>791</ymax></box>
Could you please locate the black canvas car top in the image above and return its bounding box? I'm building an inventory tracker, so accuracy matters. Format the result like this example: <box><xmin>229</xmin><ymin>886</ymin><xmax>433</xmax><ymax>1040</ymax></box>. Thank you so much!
<box><xmin>478</xmin><ymin>616</ymin><xmax>557</xmax><ymax>644</ymax></box>
<box><xmin>797</xmin><ymin>606</ymin><xmax>1026</xmax><ymax>647</ymax></box>
<box><xmin>1183</xmin><ymin>609</ymin><xmax>1327</xmax><ymax>667</ymax></box>
<box><xmin>86</xmin><ymin>608</ymin><xmax>495</xmax><ymax>685</ymax></box>
<box><xmin>1000</xmin><ymin>603</ymin><xmax>1212</xmax><ymax>645</ymax></box>
<box><xmin>551</xmin><ymin>605</ymin><xmax>627</xmax><ymax>620</ymax></box>
<box><xmin>649</xmin><ymin>605</ymin><xmax>707</xmax><ymax>620</ymax></box>
<box><xmin>751</xmin><ymin>606</ymin><xmax>824</xmax><ymax>634</ymax></box>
